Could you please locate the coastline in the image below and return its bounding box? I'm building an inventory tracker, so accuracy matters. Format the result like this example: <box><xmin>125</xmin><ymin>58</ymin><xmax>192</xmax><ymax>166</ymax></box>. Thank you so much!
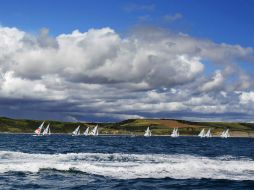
<box><xmin>0</xmin><ymin>132</ymin><xmax>253</xmax><ymax>138</ymax></box>
<box><xmin>1</xmin><ymin>117</ymin><xmax>254</xmax><ymax>138</ymax></box>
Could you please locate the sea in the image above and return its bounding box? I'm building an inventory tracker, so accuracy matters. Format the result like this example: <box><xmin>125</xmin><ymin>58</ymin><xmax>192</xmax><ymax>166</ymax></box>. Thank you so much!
<box><xmin>0</xmin><ymin>134</ymin><xmax>254</xmax><ymax>189</ymax></box>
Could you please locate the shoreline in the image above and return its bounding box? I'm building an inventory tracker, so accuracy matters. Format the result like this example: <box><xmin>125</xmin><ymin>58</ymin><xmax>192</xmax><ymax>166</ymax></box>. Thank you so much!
<box><xmin>0</xmin><ymin>132</ymin><xmax>253</xmax><ymax>138</ymax></box>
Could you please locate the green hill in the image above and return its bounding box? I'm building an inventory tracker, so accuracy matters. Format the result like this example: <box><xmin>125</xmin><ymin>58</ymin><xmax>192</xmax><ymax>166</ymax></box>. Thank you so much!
<box><xmin>0</xmin><ymin>116</ymin><xmax>254</xmax><ymax>137</ymax></box>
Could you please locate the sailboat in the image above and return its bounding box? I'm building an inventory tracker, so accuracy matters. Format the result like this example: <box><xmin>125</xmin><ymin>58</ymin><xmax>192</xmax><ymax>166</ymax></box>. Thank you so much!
<box><xmin>83</xmin><ymin>127</ymin><xmax>89</xmax><ymax>136</ymax></box>
<box><xmin>42</xmin><ymin>124</ymin><xmax>51</xmax><ymax>136</ymax></box>
<box><xmin>205</xmin><ymin>128</ymin><xmax>212</xmax><ymax>138</ymax></box>
<box><xmin>89</xmin><ymin>125</ymin><xmax>99</xmax><ymax>136</ymax></box>
<box><xmin>144</xmin><ymin>127</ymin><xmax>152</xmax><ymax>137</ymax></box>
<box><xmin>34</xmin><ymin>122</ymin><xmax>44</xmax><ymax>136</ymax></box>
<box><xmin>171</xmin><ymin>128</ymin><xmax>179</xmax><ymax>137</ymax></box>
<box><xmin>72</xmin><ymin>126</ymin><xmax>80</xmax><ymax>136</ymax></box>
<box><xmin>220</xmin><ymin>129</ymin><xmax>230</xmax><ymax>138</ymax></box>
<box><xmin>198</xmin><ymin>129</ymin><xmax>206</xmax><ymax>138</ymax></box>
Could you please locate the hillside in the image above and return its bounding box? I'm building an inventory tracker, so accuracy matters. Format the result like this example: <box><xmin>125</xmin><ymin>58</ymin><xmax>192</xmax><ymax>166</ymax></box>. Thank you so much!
<box><xmin>0</xmin><ymin>117</ymin><xmax>254</xmax><ymax>137</ymax></box>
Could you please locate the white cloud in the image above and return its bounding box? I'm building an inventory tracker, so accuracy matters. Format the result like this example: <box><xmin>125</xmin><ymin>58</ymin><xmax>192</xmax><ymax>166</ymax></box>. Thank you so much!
<box><xmin>0</xmin><ymin>26</ymin><xmax>253</xmax><ymax>121</ymax></box>
<box><xmin>187</xmin><ymin>95</ymin><xmax>216</xmax><ymax>106</ymax></box>
<box><xmin>239</xmin><ymin>91</ymin><xmax>254</xmax><ymax>104</ymax></box>
<box><xmin>0</xmin><ymin>71</ymin><xmax>66</xmax><ymax>100</ymax></box>
<box><xmin>200</xmin><ymin>70</ymin><xmax>224</xmax><ymax>92</ymax></box>
<box><xmin>0</xmin><ymin>26</ymin><xmax>206</xmax><ymax>90</ymax></box>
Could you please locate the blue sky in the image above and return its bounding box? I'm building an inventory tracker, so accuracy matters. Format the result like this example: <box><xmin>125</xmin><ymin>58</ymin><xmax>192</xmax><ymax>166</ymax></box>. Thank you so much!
<box><xmin>1</xmin><ymin>0</ymin><xmax>253</xmax><ymax>46</ymax></box>
<box><xmin>0</xmin><ymin>0</ymin><xmax>254</xmax><ymax>122</ymax></box>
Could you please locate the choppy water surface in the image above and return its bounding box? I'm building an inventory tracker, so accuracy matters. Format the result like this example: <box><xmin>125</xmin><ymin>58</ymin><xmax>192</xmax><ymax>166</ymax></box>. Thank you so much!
<box><xmin>0</xmin><ymin>134</ymin><xmax>254</xmax><ymax>189</ymax></box>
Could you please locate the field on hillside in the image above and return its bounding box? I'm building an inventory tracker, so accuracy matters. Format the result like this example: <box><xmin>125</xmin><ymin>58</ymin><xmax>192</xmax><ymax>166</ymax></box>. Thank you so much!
<box><xmin>0</xmin><ymin>117</ymin><xmax>254</xmax><ymax>137</ymax></box>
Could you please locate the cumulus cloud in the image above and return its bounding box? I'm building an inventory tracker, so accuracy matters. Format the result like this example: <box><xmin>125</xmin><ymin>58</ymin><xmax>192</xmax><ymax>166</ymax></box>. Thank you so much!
<box><xmin>200</xmin><ymin>70</ymin><xmax>224</xmax><ymax>92</ymax></box>
<box><xmin>239</xmin><ymin>92</ymin><xmax>254</xmax><ymax>104</ymax></box>
<box><xmin>0</xmin><ymin>25</ymin><xmax>254</xmax><ymax>122</ymax></box>
<box><xmin>0</xmin><ymin>27</ymin><xmax>206</xmax><ymax>89</ymax></box>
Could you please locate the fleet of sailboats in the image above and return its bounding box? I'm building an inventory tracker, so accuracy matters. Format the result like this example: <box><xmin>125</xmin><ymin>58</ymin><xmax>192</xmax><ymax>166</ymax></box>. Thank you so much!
<box><xmin>197</xmin><ymin>128</ymin><xmax>231</xmax><ymax>138</ymax></box>
<box><xmin>70</xmin><ymin>125</ymin><xmax>99</xmax><ymax>136</ymax></box>
<box><xmin>144</xmin><ymin>127</ymin><xmax>152</xmax><ymax>137</ymax></box>
<box><xmin>198</xmin><ymin>128</ymin><xmax>212</xmax><ymax>138</ymax></box>
<box><xmin>34</xmin><ymin>122</ymin><xmax>51</xmax><ymax>136</ymax></box>
<box><xmin>33</xmin><ymin>123</ymin><xmax>231</xmax><ymax>138</ymax></box>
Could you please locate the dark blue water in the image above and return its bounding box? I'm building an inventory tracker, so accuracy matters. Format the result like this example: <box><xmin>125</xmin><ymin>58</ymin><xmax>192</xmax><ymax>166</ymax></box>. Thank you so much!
<box><xmin>0</xmin><ymin>134</ymin><xmax>254</xmax><ymax>189</ymax></box>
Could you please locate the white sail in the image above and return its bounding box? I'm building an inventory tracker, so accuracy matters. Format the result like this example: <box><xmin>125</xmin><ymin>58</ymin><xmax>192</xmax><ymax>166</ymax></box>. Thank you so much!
<box><xmin>34</xmin><ymin>122</ymin><xmax>44</xmax><ymax>135</ymax></box>
<box><xmin>83</xmin><ymin>127</ymin><xmax>89</xmax><ymax>136</ymax></box>
<box><xmin>171</xmin><ymin>128</ymin><xmax>175</xmax><ymax>137</ymax></box>
<box><xmin>176</xmin><ymin>128</ymin><xmax>179</xmax><ymax>137</ymax></box>
<box><xmin>224</xmin><ymin>129</ymin><xmax>230</xmax><ymax>138</ymax></box>
<box><xmin>42</xmin><ymin>124</ymin><xmax>50</xmax><ymax>135</ymax></box>
<box><xmin>72</xmin><ymin>126</ymin><xmax>80</xmax><ymax>136</ymax></box>
<box><xmin>89</xmin><ymin>125</ymin><xmax>98</xmax><ymax>136</ymax></box>
<box><xmin>48</xmin><ymin>127</ymin><xmax>51</xmax><ymax>135</ymax></box>
<box><xmin>144</xmin><ymin>127</ymin><xmax>152</xmax><ymax>137</ymax></box>
<box><xmin>171</xmin><ymin>128</ymin><xmax>179</xmax><ymax>137</ymax></box>
<box><xmin>205</xmin><ymin>128</ymin><xmax>212</xmax><ymax>138</ymax></box>
<box><xmin>198</xmin><ymin>129</ymin><xmax>206</xmax><ymax>138</ymax></box>
<box><xmin>221</xmin><ymin>129</ymin><xmax>230</xmax><ymax>138</ymax></box>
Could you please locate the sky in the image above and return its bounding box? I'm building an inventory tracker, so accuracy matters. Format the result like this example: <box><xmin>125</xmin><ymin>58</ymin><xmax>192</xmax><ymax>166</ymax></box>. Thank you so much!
<box><xmin>0</xmin><ymin>0</ymin><xmax>254</xmax><ymax>122</ymax></box>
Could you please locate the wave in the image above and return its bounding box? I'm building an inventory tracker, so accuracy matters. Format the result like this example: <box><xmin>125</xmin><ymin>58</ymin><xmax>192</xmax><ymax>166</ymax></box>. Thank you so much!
<box><xmin>0</xmin><ymin>151</ymin><xmax>253</xmax><ymax>180</ymax></box>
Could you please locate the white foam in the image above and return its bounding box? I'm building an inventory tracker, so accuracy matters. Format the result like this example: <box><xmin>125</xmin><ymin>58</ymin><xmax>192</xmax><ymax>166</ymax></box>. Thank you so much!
<box><xmin>0</xmin><ymin>151</ymin><xmax>253</xmax><ymax>180</ymax></box>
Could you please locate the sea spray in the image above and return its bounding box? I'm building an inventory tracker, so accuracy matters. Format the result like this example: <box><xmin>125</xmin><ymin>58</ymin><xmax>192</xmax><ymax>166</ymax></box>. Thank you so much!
<box><xmin>0</xmin><ymin>151</ymin><xmax>253</xmax><ymax>180</ymax></box>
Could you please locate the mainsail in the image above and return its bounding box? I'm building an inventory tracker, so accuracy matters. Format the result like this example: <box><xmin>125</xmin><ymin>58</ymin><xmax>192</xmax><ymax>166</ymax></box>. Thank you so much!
<box><xmin>42</xmin><ymin>124</ymin><xmax>50</xmax><ymax>136</ymax></box>
<box><xmin>34</xmin><ymin>122</ymin><xmax>44</xmax><ymax>135</ymax></box>
<box><xmin>89</xmin><ymin>125</ymin><xmax>98</xmax><ymax>136</ymax></box>
<box><xmin>83</xmin><ymin>127</ymin><xmax>89</xmax><ymax>136</ymax></box>
<box><xmin>144</xmin><ymin>127</ymin><xmax>152</xmax><ymax>137</ymax></box>
<box><xmin>198</xmin><ymin>129</ymin><xmax>206</xmax><ymax>138</ymax></box>
<box><xmin>72</xmin><ymin>126</ymin><xmax>80</xmax><ymax>136</ymax></box>
<box><xmin>171</xmin><ymin>128</ymin><xmax>179</xmax><ymax>137</ymax></box>
<box><xmin>48</xmin><ymin>127</ymin><xmax>51</xmax><ymax>135</ymax></box>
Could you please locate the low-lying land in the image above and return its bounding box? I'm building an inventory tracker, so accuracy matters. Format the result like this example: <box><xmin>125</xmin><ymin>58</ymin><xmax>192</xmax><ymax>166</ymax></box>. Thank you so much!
<box><xmin>0</xmin><ymin>116</ymin><xmax>254</xmax><ymax>137</ymax></box>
